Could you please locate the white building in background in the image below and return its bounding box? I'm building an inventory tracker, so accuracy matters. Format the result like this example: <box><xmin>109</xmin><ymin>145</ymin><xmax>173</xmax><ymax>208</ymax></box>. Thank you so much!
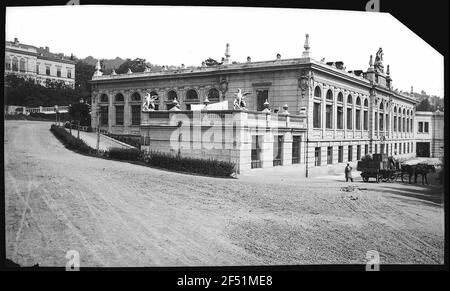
<box><xmin>415</xmin><ymin>111</ymin><xmax>444</xmax><ymax>158</ymax></box>
<box><xmin>5</xmin><ymin>38</ymin><xmax>76</xmax><ymax>88</ymax></box>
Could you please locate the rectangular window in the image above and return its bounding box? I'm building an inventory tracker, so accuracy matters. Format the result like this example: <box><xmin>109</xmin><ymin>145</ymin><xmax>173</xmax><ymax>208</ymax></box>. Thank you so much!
<box><xmin>131</xmin><ymin>105</ymin><xmax>141</xmax><ymax>126</ymax></box>
<box><xmin>399</xmin><ymin>143</ymin><xmax>402</xmax><ymax>154</ymax></box>
<box><xmin>418</xmin><ymin>122</ymin><xmax>423</xmax><ymax>132</ymax></box>
<box><xmin>67</xmin><ymin>69</ymin><xmax>72</xmax><ymax>79</ymax></box>
<box><xmin>394</xmin><ymin>116</ymin><xmax>397</xmax><ymax>131</ymax></box>
<box><xmin>326</xmin><ymin>105</ymin><xmax>332</xmax><ymax>129</ymax></box>
<box><xmin>346</xmin><ymin>108</ymin><xmax>352</xmax><ymax>129</ymax></box>
<box><xmin>364</xmin><ymin>144</ymin><xmax>368</xmax><ymax>156</ymax></box>
<box><xmin>115</xmin><ymin>106</ymin><xmax>124</xmax><ymax>125</ymax></box>
<box><xmin>386</xmin><ymin>114</ymin><xmax>389</xmax><ymax>131</ymax></box>
<box><xmin>375</xmin><ymin>113</ymin><xmax>378</xmax><ymax>130</ymax></box>
<box><xmin>313</xmin><ymin>103</ymin><xmax>321</xmax><ymax>128</ymax></box>
<box><xmin>403</xmin><ymin>143</ymin><xmax>406</xmax><ymax>154</ymax></box>
<box><xmin>410</xmin><ymin>119</ymin><xmax>413</xmax><ymax>132</ymax></box>
<box><xmin>380</xmin><ymin>144</ymin><xmax>385</xmax><ymax>155</ymax></box>
<box><xmin>256</xmin><ymin>89</ymin><xmax>268</xmax><ymax>111</ymax></box>
<box><xmin>100</xmin><ymin>106</ymin><xmax>108</xmax><ymax>126</ymax></box>
<box><xmin>407</xmin><ymin>143</ymin><xmax>410</xmax><ymax>153</ymax></box>
<box><xmin>338</xmin><ymin>146</ymin><xmax>344</xmax><ymax>163</ymax></box>
<box><xmin>36</xmin><ymin>64</ymin><xmax>39</xmax><ymax>74</ymax></box>
<box><xmin>424</xmin><ymin>122</ymin><xmax>429</xmax><ymax>133</ymax></box>
<box><xmin>394</xmin><ymin>143</ymin><xmax>397</xmax><ymax>155</ymax></box>
<box><xmin>403</xmin><ymin>118</ymin><xmax>406</xmax><ymax>132</ymax></box>
<box><xmin>251</xmin><ymin>135</ymin><xmax>262</xmax><ymax>168</ymax></box>
<box><xmin>348</xmin><ymin>146</ymin><xmax>353</xmax><ymax>162</ymax></box>
<box><xmin>327</xmin><ymin>146</ymin><xmax>333</xmax><ymax>165</ymax></box>
<box><xmin>379</xmin><ymin>114</ymin><xmax>384</xmax><ymax>131</ymax></box>
<box><xmin>273</xmin><ymin>135</ymin><xmax>283</xmax><ymax>166</ymax></box>
<box><xmin>337</xmin><ymin>107</ymin><xmax>343</xmax><ymax>129</ymax></box>
<box><xmin>374</xmin><ymin>144</ymin><xmax>378</xmax><ymax>154</ymax></box>
<box><xmin>292</xmin><ymin>136</ymin><xmax>301</xmax><ymax>164</ymax></box>
<box><xmin>357</xmin><ymin>145</ymin><xmax>361</xmax><ymax>160</ymax></box>
<box><xmin>314</xmin><ymin>147</ymin><xmax>321</xmax><ymax>166</ymax></box>
<box><xmin>356</xmin><ymin>109</ymin><xmax>361</xmax><ymax>130</ymax></box>
<box><xmin>46</xmin><ymin>66</ymin><xmax>50</xmax><ymax>75</ymax></box>
<box><xmin>363</xmin><ymin>110</ymin><xmax>368</xmax><ymax>130</ymax></box>
<box><xmin>57</xmin><ymin>68</ymin><xmax>61</xmax><ymax>77</ymax></box>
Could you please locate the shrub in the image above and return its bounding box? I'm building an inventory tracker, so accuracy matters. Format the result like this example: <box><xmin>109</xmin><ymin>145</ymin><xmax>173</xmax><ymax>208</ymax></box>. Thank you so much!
<box><xmin>108</xmin><ymin>147</ymin><xmax>143</xmax><ymax>161</ymax></box>
<box><xmin>143</xmin><ymin>151</ymin><xmax>236</xmax><ymax>177</ymax></box>
<box><xmin>50</xmin><ymin>124</ymin><xmax>94</xmax><ymax>154</ymax></box>
<box><xmin>104</xmin><ymin>133</ymin><xmax>141</xmax><ymax>149</ymax></box>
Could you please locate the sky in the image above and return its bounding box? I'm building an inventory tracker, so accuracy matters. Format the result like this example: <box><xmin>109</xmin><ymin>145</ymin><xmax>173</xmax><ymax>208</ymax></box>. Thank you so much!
<box><xmin>5</xmin><ymin>5</ymin><xmax>444</xmax><ymax>97</ymax></box>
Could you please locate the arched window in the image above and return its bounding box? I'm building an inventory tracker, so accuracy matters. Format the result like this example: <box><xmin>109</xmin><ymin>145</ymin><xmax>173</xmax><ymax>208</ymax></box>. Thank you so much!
<box><xmin>402</xmin><ymin>108</ymin><xmax>406</xmax><ymax>115</ymax></box>
<box><xmin>167</xmin><ymin>90</ymin><xmax>177</xmax><ymax>101</ymax></box>
<box><xmin>186</xmin><ymin>89</ymin><xmax>198</xmax><ymax>100</ymax></box>
<box><xmin>100</xmin><ymin>94</ymin><xmax>109</xmax><ymax>103</ymax></box>
<box><xmin>379</xmin><ymin>102</ymin><xmax>384</xmax><ymax>110</ymax></box>
<box><xmin>337</xmin><ymin>92</ymin><xmax>343</xmax><ymax>102</ymax></box>
<box><xmin>363</xmin><ymin>98</ymin><xmax>368</xmax><ymax>107</ymax></box>
<box><xmin>131</xmin><ymin>92</ymin><xmax>141</xmax><ymax>101</ymax></box>
<box><xmin>115</xmin><ymin>93</ymin><xmax>124</xmax><ymax>102</ymax></box>
<box><xmin>208</xmin><ymin>88</ymin><xmax>220</xmax><ymax>101</ymax></box>
<box><xmin>326</xmin><ymin>89</ymin><xmax>333</xmax><ymax>100</ymax></box>
<box><xmin>19</xmin><ymin>58</ymin><xmax>26</xmax><ymax>72</ymax></box>
<box><xmin>347</xmin><ymin>94</ymin><xmax>353</xmax><ymax>104</ymax></box>
<box><xmin>150</xmin><ymin>91</ymin><xmax>159</xmax><ymax>99</ymax></box>
<box><xmin>314</xmin><ymin>86</ymin><xmax>321</xmax><ymax>98</ymax></box>
<box><xmin>356</xmin><ymin>97</ymin><xmax>361</xmax><ymax>106</ymax></box>
<box><xmin>347</xmin><ymin>95</ymin><xmax>353</xmax><ymax>130</ymax></box>
<box><xmin>12</xmin><ymin>57</ymin><xmax>18</xmax><ymax>71</ymax></box>
<box><xmin>5</xmin><ymin>56</ymin><xmax>11</xmax><ymax>70</ymax></box>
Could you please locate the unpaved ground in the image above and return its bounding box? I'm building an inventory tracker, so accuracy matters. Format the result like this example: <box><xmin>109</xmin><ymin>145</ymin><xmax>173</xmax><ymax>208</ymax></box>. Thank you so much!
<box><xmin>4</xmin><ymin>120</ymin><xmax>445</xmax><ymax>266</ymax></box>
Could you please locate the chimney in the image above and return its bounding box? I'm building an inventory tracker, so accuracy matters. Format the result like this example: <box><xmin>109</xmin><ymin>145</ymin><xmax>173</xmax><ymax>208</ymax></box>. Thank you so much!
<box><xmin>14</xmin><ymin>38</ymin><xmax>19</xmax><ymax>44</ymax></box>
<box><xmin>45</xmin><ymin>46</ymin><xmax>49</xmax><ymax>52</ymax></box>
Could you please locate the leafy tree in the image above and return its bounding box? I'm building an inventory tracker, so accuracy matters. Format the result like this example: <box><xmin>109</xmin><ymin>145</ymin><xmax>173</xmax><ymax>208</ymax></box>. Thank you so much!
<box><xmin>116</xmin><ymin>58</ymin><xmax>148</xmax><ymax>74</ymax></box>
<box><xmin>416</xmin><ymin>98</ymin><xmax>434</xmax><ymax>111</ymax></box>
<box><xmin>204</xmin><ymin>58</ymin><xmax>222</xmax><ymax>66</ymax></box>
<box><xmin>68</xmin><ymin>102</ymin><xmax>91</xmax><ymax>126</ymax></box>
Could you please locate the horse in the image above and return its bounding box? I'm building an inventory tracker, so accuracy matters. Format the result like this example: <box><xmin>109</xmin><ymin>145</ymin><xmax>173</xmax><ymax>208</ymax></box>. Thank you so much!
<box><xmin>415</xmin><ymin>163</ymin><xmax>436</xmax><ymax>185</ymax></box>
<box><xmin>400</xmin><ymin>163</ymin><xmax>436</xmax><ymax>185</ymax></box>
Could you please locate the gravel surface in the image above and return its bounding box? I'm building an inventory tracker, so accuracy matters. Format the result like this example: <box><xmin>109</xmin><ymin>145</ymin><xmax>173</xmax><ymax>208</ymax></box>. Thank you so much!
<box><xmin>4</xmin><ymin>120</ymin><xmax>445</xmax><ymax>267</ymax></box>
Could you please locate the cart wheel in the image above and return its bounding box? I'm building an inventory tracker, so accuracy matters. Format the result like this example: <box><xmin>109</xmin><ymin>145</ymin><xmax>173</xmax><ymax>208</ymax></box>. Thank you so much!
<box><xmin>381</xmin><ymin>177</ymin><xmax>389</xmax><ymax>182</ymax></box>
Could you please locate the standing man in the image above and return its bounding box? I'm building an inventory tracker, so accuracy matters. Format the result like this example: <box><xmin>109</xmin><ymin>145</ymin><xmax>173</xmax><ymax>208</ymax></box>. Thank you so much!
<box><xmin>345</xmin><ymin>163</ymin><xmax>354</xmax><ymax>182</ymax></box>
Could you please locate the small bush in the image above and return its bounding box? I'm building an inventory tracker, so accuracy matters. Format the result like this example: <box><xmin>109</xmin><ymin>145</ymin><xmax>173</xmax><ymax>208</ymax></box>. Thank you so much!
<box><xmin>50</xmin><ymin>124</ymin><xmax>94</xmax><ymax>154</ymax></box>
<box><xmin>108</xmin><ymin>147</ymin><xmax>143</xmax><ymax>161</ymax></box>
<box><xmin>105</xmin><ymin>133</ymin><xmax>141</xmax><ymax>149</ymax></box>
<box><xmin>143</xmin><ymin>151</ymin><xmax>236</xmax><ymax>177</ymax></box>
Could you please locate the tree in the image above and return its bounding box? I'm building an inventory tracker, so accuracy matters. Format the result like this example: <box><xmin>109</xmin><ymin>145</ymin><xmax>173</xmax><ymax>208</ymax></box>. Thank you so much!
<box><xmin>204</xmin><ymin>58</ymin><xmax>222</xmax><ymax>66</ymax></box>
<box><xmin>116</xmin><ymin>58</ymin><xmax>148</xmax><ymax>74</ymax></box>
<box><xmin>68</xmin><ymin>102</ymin><xmax>91</xmax><ymax>127</ymax></box>
<box><xmin>416</xmin><ymin>98</ymin><xmax>434</xmax><ymax>111</ymax></box>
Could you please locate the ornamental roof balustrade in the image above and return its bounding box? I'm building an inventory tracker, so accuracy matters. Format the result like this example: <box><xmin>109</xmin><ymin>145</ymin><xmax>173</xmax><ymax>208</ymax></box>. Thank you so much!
<box><xmin>141</xmin><ymin>109</ymin><xmax>307</xmax><ymax>130</ymax></box>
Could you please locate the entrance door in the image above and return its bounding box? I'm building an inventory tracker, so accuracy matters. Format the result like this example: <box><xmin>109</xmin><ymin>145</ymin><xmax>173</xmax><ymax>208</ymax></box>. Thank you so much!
<box><xmin>416</xmin><ymin>142</ymin><xmax>430</xmax><ymax>157</ymax></box>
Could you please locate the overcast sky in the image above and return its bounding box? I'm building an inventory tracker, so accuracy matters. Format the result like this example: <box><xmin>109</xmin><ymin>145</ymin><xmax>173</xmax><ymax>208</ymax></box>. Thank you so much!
<box><xmin>5</xmin><ymin>5</ymin><xmax>444</xmax><ymax>97</ymax></box>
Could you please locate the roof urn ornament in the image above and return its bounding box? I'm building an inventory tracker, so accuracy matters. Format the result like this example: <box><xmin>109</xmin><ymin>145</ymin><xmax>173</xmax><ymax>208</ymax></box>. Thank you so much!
<box><xmin>302</xmin><ymin>34</ymin><xmax>311</xmax><ymax>58</ymax></box>
<box><xmin>93</xmin><ymin>59</ymin><xmax>103</xmax><ymax>77</ymax></box>
<box><xmin>224</xmin><ymin>43</ymin><xmax>231</xmax><ymax>64</ymax></box>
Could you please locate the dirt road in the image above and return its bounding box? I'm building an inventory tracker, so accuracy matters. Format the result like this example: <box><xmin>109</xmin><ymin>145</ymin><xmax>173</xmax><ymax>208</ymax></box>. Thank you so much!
<box><xmin>4</xmin><ymin>120</ymin><xmax>445</xmax><ymax>266</ymax></box>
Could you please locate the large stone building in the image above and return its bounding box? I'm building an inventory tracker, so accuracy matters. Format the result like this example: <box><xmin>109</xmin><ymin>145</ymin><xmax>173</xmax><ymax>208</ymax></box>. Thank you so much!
<box><xmin>5</xmin><ymin>38</ymin><xmax>75</xmax><ymax>88</ymax></box>
<box><xmin>415</xmin><ymin>110</ymin><xmax>444</xmax><ymax>158</ymax></box>
<box><xmin>90</xmin><ymin>35</ymin><xmax>420</xmax><ymax>175</ymax></box>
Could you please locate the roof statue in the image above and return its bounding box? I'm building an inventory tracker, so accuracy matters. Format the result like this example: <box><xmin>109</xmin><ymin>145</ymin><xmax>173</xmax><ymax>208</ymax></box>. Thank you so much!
<box><xmin>374</xmin><ymin>47</ymin><xmax>384</xmax><ymax>73</ymax></box>
<box><xmin>233</xmin><ymin>88</ymin><xmax>251</xmax><ymax>110</ymax></box>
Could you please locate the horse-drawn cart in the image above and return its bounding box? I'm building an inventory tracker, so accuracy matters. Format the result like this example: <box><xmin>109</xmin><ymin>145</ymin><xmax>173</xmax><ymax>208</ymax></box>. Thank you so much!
<box><xmin>357</xmin><ymin>154</ymin><xmax>398</xmax><ymax>183</ymax></box>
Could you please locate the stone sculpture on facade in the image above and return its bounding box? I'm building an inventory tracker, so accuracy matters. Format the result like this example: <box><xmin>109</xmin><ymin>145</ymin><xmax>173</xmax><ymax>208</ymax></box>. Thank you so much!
<box><xmin>233</xmin><ymin>88</ymin><xmax>251</xmax><ymax>110</ymax></box>
<box><xmin>142</xmin><ymin>92</ymin><xmax>157</xmax><ymax>112</ymax></box>
<box><xmin>374</xmin><ymin>47</ymin><xmax>384</xmax><ymax>73</ymax></box>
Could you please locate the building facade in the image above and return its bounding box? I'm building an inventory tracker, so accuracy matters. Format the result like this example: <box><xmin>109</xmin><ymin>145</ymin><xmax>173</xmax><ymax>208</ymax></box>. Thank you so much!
<box><xmin>5</xmin><ymin>38</ymin><xmax>75</xmax><ymax>88</ymax></box>
<box><xmin>415</xmin><ymin>111</ymin><xmax>444</xmax><ymax>158</ymax></box>
<box><xmin>90</xmin><ymin>35</ymin><xmax>420</xmax><ymax>175</ymax></box>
